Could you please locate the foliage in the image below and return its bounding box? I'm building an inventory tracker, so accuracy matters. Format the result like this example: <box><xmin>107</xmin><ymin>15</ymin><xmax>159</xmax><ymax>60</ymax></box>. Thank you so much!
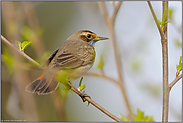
<box><xmin>120</xmin><ymin>109</ymin><xmax>155</xmax><ymax>122</ymax></box>
<box><xmin>158</xmin><ymin>8</ymin><xmax>171</xmax><ymax>30</ymax></box>
<box><xmin>1</xmin><ymin>47</ymin><xmax>15</xmax><ymax>74</ymax></box>
<box><xmin>176</xmin><ymin>56</ymin><xmax>182</xmax><ymax>76</ymax></box>
<box><xmin>78</xmin><ymin>77</ymin><xmax>86</xmax><ymax>92</ymax></box>
<box><xmin>15</xmin><ymin>41</ymin><xmax>31</xmax><ymax>52</ymax></box>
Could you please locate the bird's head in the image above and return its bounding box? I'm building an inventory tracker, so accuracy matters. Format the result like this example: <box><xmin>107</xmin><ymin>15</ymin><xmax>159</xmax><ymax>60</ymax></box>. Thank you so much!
<box><xmin>69</xmin><ymin>30</ymin><xmax>109</xmax><ymax>46</ymax></box>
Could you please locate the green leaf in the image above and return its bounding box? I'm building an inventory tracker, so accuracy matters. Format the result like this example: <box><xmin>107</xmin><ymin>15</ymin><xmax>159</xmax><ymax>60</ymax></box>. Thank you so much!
<box><xmin>120</xmin><ymin>109</ymin><xmax>155</xmax><ymax>122</ymax></box>
<box><xmin>21</xmin><ymin>41</ymin><xmax>31</xmax><ymax>51</ymax></box>
<box><xmin>176</xmin><ymin>56</ymin><xmax>182</xmax><ymax>75</ymax></box>
<box><xmin>158</xmin><ymin>20</ymin><xmax>162</xmax><ymax>25</ymax></box>
<box><xmin>162</xmin><ymin>8</ymin><xmax>169</xmax><ymax>23</ymax></box>
<box><xmin>163</xmin><ymin>21</ymin><xmax>171</xmax><ymax>25</ymax></box>
<box><xmin>78</xmin><ymin>84</ymin><xmax>86</xmax><ymax>92</ymax></box>
<box><xmin>134</xmin><ymin>109</ymin><xmax>144</xmax><ymax>121</ymax></box>
<box><xmin>78</xmin><ymin>77</ymin><xmax>86</xmax><ymax>91</ymax></box>
<box><xmin>97</xmin><ymin>56</ymin><xmax>104</xmax><ymax>70</ymax></box>
<box><xmin>120</xmin><ymin>114</ymin><xmax>128</xmax><ymax>122</ymax></box>
<box><xmin>15</xmin><ymin>41</ymin><xmax>22</xmax><ymax>51</ymax></box>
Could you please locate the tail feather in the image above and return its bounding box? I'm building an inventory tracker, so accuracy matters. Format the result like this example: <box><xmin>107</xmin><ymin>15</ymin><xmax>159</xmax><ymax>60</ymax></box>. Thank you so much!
<box><xmin>26</xmin><ymin>73</ymin><xmax>59</xmax><ymax>95</ymax></box>
<box><xmin>37</xmin><ymin>78</ymin><xmax>58</xmax><ymax>95</ymax></box>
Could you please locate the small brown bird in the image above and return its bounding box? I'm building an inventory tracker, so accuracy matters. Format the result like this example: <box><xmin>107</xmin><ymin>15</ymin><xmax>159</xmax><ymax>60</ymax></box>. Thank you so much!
<box><xmin>26</xmin><ymin>30</ymin><xmax>108</xmax><ymax>95</ymax></box>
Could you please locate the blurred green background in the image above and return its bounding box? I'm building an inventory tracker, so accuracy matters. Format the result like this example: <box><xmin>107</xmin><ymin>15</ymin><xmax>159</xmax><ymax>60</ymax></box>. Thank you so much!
<box><xmin>1</xmin><ymin>1</ymin><xmax>182</xmax><ymax>122</ymax></box>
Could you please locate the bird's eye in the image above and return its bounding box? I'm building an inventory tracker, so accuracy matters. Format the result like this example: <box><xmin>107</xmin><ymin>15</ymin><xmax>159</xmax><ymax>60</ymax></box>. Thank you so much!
<box><xmin>87</xmin><ymin>34</ymin><xmax>91</xmax><ymax>39</ymax></box>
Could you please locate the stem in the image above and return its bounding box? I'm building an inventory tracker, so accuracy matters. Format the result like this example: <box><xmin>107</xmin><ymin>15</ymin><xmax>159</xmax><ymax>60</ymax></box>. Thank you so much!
<box><xmin>67</xmin><ymin>82</ymin><xmax>122</xmax><ymax>122</ymax></box>
<box><xmin>169</xmin><ymin>74</ymin><xmax>182</xmax><ymax>91</ymax></box>
<box><xmin>1</xmin><ymin>35</ymin><xmax>122</xmax><ymax>122</ymax></box>
<box><xmin>147</xmin><ymin>1</ymin><xmax>170</xmax><ymax>122</ymax></box>
<box><xmin>98</xmin><ymin>1</ymin><xmax>133</xmax><ymax>121</ymax></box>
<box><xmin>85</xmin><ymin>72</ymin><xmax>118</xmax><ymax>84</ymax></box>
<box><xmin>147</xmin><ymin>1</ymin><xmax>166</xmax><ymax>40</ymax></box>
<box><xmin>162</xmin><ymin>2</ymin><xmax>169</xmax><ymax>122</ymax></box>
<box><xmin>1</xmin><ymin>35</ymin><xmax>42</xmax><ymax>68</ymax></box>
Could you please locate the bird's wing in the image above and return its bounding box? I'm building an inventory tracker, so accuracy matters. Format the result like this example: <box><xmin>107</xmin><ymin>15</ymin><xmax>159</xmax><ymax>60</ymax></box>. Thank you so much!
<box><xmin>44</xmin><ymin>47</ymin><xmax>60</xmax><ymax>67</ymax></box>
<box><xmin>49</xmin><ymin>39</ymin><xmax>95</xmax><ymax>70</ymax></box>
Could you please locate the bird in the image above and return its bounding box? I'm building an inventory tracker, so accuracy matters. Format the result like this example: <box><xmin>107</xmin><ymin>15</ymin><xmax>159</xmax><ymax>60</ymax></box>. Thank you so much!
<box><xmin>26</xmin><ymin>30</ymin><xmax>108</xmax><ymax>95</ymax></box>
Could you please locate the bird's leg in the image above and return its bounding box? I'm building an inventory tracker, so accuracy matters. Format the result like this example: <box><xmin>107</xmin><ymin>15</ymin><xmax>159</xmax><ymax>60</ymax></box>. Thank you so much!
<box><xmin>79</xmin><ymin>91</ymin><xmax>91</xmax><ymax>102</ymax></box>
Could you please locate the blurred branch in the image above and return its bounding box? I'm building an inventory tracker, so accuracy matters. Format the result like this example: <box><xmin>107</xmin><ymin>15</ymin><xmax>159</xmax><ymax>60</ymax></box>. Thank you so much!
<box><xmin>98</xmin><ymin>1</ymin><xmax>134</xmax><ymax>121</ymax></box>
<box><xmin>1</xmin><ymin>2</ymin><xmax>39</xmax><ymax>121</ymax></box>
<box><xmin>1</xmin><ymin>35</ymin><xmax>122</xmax><ymax>122</ymax></box>
<box><xmin>85</xmin><ymin>72</ymin><xmax>118</xmax><ymax>84</ymax></box>
<box><xmin>22</xmin><ymin>2</ymin><xmax>46</xmax><ymax>60</ymax></box>
<box><xmin>169</xmin><ymin>74</ymin><xmax>182</xmax><ymax>91</ymax></box>
<box><xmin>21</xmin><ymin>2</ymin><xmax>65</xmax><ymax>121</ymax></box>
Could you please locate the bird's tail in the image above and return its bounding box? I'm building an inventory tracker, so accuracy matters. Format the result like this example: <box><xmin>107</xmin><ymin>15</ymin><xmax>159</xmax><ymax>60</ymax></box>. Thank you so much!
<box><xmin>26</xmin><ymin>73</ymin><xmax>59</xmax><ymax>95</ymax></box>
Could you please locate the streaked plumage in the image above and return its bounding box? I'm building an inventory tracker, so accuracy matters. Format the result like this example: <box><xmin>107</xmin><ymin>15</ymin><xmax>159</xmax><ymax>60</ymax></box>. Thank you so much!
<box><xmin>26</xmin><ymin>30</ymin><xmax>108</xmax><ymax>95</ymax></box>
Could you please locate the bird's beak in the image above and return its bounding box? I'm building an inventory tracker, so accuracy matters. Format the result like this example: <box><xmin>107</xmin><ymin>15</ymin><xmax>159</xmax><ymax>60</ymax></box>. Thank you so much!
<box><xmin>93</xmin><ymin>36</ymin><xmax>109</xmax><ymax>41</ymax></box>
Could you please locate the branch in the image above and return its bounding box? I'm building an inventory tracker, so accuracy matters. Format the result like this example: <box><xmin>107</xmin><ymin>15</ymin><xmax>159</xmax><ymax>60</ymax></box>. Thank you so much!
<box><xmin>1</xmin><ymin>35</ymin><xmax>122</xmax><ymax>122</ymax></box>
<box><xmin>161</xmin><ymin>2</ymin><xmax>169</xmax><ymax>122</ymax></box>
<box><xmin>147</xmin><ymin>1</ymin><xmax>166</xmax><ymax>40</ymax></box>
<box><xmin>147</xmin><ymin>1</ymin><xmax>170</xmax><ymax>122</ymax></box>
<box><xmin>67</xmin><ymin>82</ymin><xmax>122</xmax><ymax>122</ymax></box>
<box><xmin>98</xmin><ymin>2</ymin><xmax>109</xmax><ymax>25</ymax></box>
<box><xmin>1</xmin><ymin>35</ymin><xmax>42</xmax><ymax>68</ymax></box>
<box><xmin>169</xmin><ymin>74</ymin><xmax>182</xmax><ymax>91</ymax></box>
<box><xmin>98</xmin><ymin>1</ymin><xmax>133</xmax><ymax>121</ymax></box>
<box><xmin>111</xmin><ymin>1</ymin><xmax>122</xmax><ymax>24</ymax></box>
<box><xmin>85</xmin><ymin>72</ymin><xmax>118</xmax><ymax>84</ymax></box>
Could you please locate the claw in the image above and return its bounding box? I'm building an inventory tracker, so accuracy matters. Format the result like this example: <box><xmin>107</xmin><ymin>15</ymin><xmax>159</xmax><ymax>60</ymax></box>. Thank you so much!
<box><xmin>79</xmin><ymin>91</ymin><xmax>91</xmax><ymax>105</ymax></box>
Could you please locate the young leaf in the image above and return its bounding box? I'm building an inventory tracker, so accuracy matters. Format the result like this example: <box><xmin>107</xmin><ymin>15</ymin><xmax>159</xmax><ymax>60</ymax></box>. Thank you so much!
<box><xmin>162</xmin><ymin>8</ymin><xmax>168</xmax><ymax>23</ymax></box>
<box><xmin>176</xmin><ymin>56</ymin><xmax>182</xmax><ymax>76</ymax></box>
<box><xmin>120</xmin><ymin>109</ymin><xmax>155</xmax><ymax>122</ymax></box>
<box><xmin>21</xmin><ymin>41</ymin><xmax>31</xmax><ymax>51</ymax></box>
<box><xmin>78</xmin><ymin>77</ymin><xmax>86</xmax><ymax>91</ymax></box>
<box><xmin>134</xmin><ymin>109</ymin><xmax>144</xmax><ymax>121</ymax></box>
<box><xmin>15</xmin><ymin>41</ymin><xmax>22</xmax><ymax>51</ymax></box>
<box><xmin>120</xmin><ymin>114</ymin><xmax>128</xmax><ymax>122</ymax></box>
<box><xmin>78</xmin><ymin>84</ymin><xmax>86</xmax><ymax>92</ymax></box>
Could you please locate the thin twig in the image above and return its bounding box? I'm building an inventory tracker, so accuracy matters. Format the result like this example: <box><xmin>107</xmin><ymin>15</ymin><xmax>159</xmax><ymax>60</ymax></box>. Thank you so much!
<box><xmin>111</xmin><ymin>1</ymin><xmax>122</xmax><ymax>25</ymax></box>
<box><xmin>85</xmin><ymin>72</ymin><xmax>118</xmax><ymax>84</ymax></box>
<box><xmin>98</xmin><ymin>2</ymin><xmax>109</xmax><ymax>24</ymax></box>
<box><xmin>98</xmin><ymin>1</ymin><xmax>133</xmax><ymax>121</ymax></box>
<box><xmin>67</xmin><ymin>82</ymin><xmax>122</xmax><ymax>122</ymax></box>
<box><xmin>169</xmin><ymin>74</ymin><xmax>182</xmax><ymax>91</ymax></box>
<box><xmin>147</xmin><ymin>1</ymin><xmax>166</xmax><ymax>40</ymax></box>
<box><xmin>1</xmin><ymin>35</ymin><xmax>122</xmax><ymax>122</ymax></box>
<box><xmin>1</xmin><ymin>35</ymin><xmax>42</xmax><ymax>68</ymax></box>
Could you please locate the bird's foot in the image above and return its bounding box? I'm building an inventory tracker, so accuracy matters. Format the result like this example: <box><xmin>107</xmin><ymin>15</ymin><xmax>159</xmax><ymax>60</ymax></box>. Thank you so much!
<box><xmin>79</xmin><ymin>91</ymin><xmax>91</xmax><ymax>105</ymax></box>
